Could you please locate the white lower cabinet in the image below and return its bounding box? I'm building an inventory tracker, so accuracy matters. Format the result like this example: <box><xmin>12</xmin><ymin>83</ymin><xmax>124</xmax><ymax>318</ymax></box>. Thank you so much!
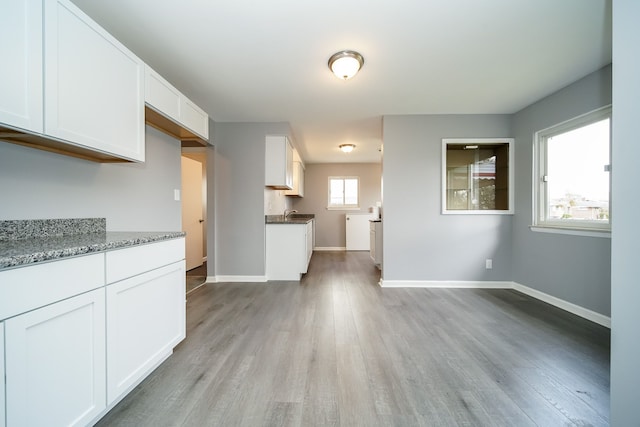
<box><xmin>5</xmin><ymin>288</ymin><xmax>106</xmax><ymax>427</ymax></box>
<box><xmin>1</xmin><ymin>322</ymin><xmax>5</xmax><ymax>427</ymax></box>
<box><xmin>305</xmin><ymin>220</ymin><xmax>313</xmax><ymax>270</ymax></box>
<box><xmin>266</xmin><ymin>220</ymin><xmax>314</xmax><ymax>280</ymax></box>
<box><xmin>106</xmin><ymin>261</ymin><xmax>186</xmax><ymax>403</ymax></box>
<box><xmin>0</xmin><ymin>237</ymin><xmax>185</xmax><ymax>426</ymax></box>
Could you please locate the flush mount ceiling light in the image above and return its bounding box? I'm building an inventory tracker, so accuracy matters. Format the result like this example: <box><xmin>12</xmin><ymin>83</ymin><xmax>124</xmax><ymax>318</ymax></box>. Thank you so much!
<box><xmin>328</xmin><ymin>50</ymin><xmax>364</xmax><ymax>80</ymax></box>
<box><xmin>339</xmin><ymin>144</ymin><xmax>356</xmax><ymax>153</ymax></box>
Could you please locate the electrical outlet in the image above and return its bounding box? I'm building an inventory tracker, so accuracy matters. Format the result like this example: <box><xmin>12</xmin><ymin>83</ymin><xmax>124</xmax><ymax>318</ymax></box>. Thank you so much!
<box><xmin>485</xmin><ymin>259</ymin><xmax>493</xmax><ymax>269</ymax></box>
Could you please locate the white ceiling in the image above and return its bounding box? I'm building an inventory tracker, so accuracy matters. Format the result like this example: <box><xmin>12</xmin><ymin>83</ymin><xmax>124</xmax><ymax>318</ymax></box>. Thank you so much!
<box><xmin>71</xmin><ymin>0</ymin><xmax>611</xmax><ymax>164</ymax></box>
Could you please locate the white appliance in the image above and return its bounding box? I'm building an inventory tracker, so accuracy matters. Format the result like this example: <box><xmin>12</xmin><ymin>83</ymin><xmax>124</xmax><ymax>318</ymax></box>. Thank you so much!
<box><xmin>346</xmin><ymin>214</ymin><xmax>375</xmax><ymax>250</ymax></box>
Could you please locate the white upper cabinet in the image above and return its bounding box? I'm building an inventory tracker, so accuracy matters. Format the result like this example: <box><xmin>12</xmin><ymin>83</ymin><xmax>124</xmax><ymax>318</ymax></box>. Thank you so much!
<box><xmin>179</xmin><ymin>97</ymin><xmax>209</xmax><ymax>141</ymax></box>
<box><xmin>0</xmin><ymin>0</ymin><xmax>43</xmax><ymax>134</ymax></box>
<box><xmin>145</xmin><ymin>66</ymin><xmax>181</xmax><ymax>120</ymax></box>
<box><xmin>265</xmin><ymin>135</ymin><xmax>294</xmax><ymax>189</ymax></box>
<box><xmin>145</xmin><ymin>65</ymin><xmax>209</xmax><ymax>143</ymax></box>
<box><xmin>44</xmin><ymin>0</ymin><xmax>145</xmax><ymax>162</ymax></box>
<box><xmin>285</xmin><ymin>160</ymin><xmax>305</xmax><ymax>197</ymax></box>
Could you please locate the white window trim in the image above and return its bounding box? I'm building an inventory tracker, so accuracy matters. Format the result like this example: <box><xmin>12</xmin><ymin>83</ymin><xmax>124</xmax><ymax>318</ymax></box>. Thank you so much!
<box><xmin>532</xmin><ymin>105</ymin><xmax>611</xmax><ymax>235</ymax></box>
<box><xmin>327</xmin><ymin>176</ymin><xmax>360</xmax><ymax>210</ymax></box>
<box><xmin>441</xmin><ymin>138</ymin><xmax>514</xmax><ymax>215</ymax></box>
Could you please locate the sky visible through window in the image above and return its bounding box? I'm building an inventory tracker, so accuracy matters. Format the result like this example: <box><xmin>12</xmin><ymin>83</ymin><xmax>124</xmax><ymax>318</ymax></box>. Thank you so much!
<box><xmin>547</xmin><ymin>118</ymin><xmax>610</xmax><ymax>203</ymax></box>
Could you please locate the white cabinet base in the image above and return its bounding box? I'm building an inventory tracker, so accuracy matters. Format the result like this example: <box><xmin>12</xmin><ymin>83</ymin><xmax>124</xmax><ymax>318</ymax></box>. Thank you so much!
<box><xmin>266</xmin><ymin>221</ymin><xmax>314</xmax><ymax>280</ymax></box>
<box><xmin>106</xmin><ymin>261</ymin><xmax>186</xmax><ymax>403</ymax></box>
<box><xmin>0</xmin><ymin>323</ymin><xmax>4</xmax><ymax>427</ymax></box>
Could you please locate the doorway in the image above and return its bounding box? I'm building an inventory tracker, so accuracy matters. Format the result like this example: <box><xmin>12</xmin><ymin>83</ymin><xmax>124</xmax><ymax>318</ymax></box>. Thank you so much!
<box><xmin>181</xmin><ymin>149</ymin><xmax>208</xmax><ymax>293</ymax></box>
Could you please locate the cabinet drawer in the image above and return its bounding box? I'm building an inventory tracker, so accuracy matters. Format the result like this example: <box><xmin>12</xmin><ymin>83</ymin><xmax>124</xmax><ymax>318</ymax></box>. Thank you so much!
<box><xmin>0</xmin><ymin>254</ymin><xmax>105</xmax><ymax>320</ymax></box>
<box><xmin>106</xmin><ymin>238</ymin><xmax>185</xmax><ymax>284</ymax></box>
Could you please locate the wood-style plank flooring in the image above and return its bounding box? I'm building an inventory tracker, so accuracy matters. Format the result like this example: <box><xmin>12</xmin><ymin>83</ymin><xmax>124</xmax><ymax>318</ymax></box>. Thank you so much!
<box><xmin>97</xmin><ymin>251</ymin><xmax>610</xmax><ymax>426</ymax></box>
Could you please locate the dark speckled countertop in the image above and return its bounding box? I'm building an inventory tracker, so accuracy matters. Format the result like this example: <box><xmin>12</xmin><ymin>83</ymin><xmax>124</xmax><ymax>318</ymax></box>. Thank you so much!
<box><xmin>265</xmin><ymin>214</ymin><xmax>315</xmax><ymax>224</ymax></box>
<box><xmin>0</xmin><ymin>218</ymin><xmax>185</xmax><ymax>270</ymax></box>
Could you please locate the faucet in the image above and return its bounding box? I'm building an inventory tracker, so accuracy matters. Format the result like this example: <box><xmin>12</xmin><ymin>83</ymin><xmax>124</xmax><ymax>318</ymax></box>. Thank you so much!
<box><xmin>284</xmin><ymin>209</ymin><xmax>298</xmax><ymax>219</ymax></box>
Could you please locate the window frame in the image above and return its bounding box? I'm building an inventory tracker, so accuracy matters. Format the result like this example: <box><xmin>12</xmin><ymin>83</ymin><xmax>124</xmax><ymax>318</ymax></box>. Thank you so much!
<box><xmin>532</xmin><ymin>105</ymin><xmax>612</xmax><ymax>236</ymax></box>
<box><xmin>327</xmin><ymin>176</ymin><xmax>360</xmax><ymax>210</ymax></box>
<box><xmin>441</xmin><ymin>138</ymin><xmax>515</xmax><ymax>215</ymax></box>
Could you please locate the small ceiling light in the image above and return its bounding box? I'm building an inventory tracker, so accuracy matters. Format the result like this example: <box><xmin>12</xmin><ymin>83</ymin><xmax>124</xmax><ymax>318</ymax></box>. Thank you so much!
<box><xmin>339</xmin><ymin>144</ymin><xmax>356</xmax><ymax>153</ymax></box>
<box><xmin>328</xmin><ymin>50</ymin><xmax>364</xmax><ymax>80</ymax></box>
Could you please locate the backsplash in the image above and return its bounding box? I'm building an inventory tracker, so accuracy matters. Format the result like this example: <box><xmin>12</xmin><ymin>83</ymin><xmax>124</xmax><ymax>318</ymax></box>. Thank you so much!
<box><xmin>0</xmin><ymin>218</ymin><xmax>106</xmax><ymax>241</ymax></box>
<box><xmin>264</xmin><ymin>187</ymin><xmax>290</xmax><ymax>215</ymax></box>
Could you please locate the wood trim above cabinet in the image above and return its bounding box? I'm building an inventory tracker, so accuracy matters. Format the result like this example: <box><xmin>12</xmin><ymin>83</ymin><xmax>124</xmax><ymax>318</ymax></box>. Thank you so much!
<box><xmin>0</xmin><ymin>125</ymin><xmax>135</xmax><ymax>163</ymax></box>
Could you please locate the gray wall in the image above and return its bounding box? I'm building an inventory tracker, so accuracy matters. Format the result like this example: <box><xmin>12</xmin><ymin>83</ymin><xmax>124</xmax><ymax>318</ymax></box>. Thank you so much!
<box><xmin>382</xmin><ymin>115</ymin><xmax>513</xmax><ymax>282</ymax></box>
<box><xmin>212</xmin><ymin>122</ymin><xmax>290</xmax><ymax>277</ymax></box>
<box><xmin>611</xmin><ymin>1</ymin><xmax>640</xmax><ymax>423</ymax></box>
<box><xmin>291</xmin><ymin>163</ymin><xmax>381</xmax><ymax>249</ymax></box>
<box><xmin>511</xmin><ymin>65</ymin><xmax>612</xmax><ymax>316</ymax></box>
<box><xmin>0</xmin><ymin>126</ymin><xmax>182</xmax><ymax>231</ymax></box>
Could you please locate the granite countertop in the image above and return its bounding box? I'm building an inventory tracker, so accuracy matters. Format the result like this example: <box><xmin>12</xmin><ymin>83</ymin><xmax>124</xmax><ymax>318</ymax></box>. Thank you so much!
<box><xmin>265</xmin><ymin>214</ymin><xmax>315</xmax><ymax>224</ymax></box>
<box><xmin>0</xmin><ymin>218</ymin><xmax>185</xmax><ymax>270</ymax></box>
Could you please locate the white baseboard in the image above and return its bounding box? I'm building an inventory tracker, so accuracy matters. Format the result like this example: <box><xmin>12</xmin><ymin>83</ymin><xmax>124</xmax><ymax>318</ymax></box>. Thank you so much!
<box><xmin>381</xmin><ymin>280</ymin><xmax>512</xmax><ymax>289</ymax></box>
<box><xmin>211</xmin><ymin>275</ymin><xmax>268</xmax><ymax>283</ymax></box>
<box><xmin>512</xmin><ymin>282</ymin><xmax>611</xmax><ymax>328</ymax></box>
<box><xmin>314</xmin><ymin>247</ymin><xmax>346</xmax><ymax>251</ymax></box>
<box><xmin>379</xmin><ymin>279</ymin><xmax>611</xmax><ymax>328</ymax></box>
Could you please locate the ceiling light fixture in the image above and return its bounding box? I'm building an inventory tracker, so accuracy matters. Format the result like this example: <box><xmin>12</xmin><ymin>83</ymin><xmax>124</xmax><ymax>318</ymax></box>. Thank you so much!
<box><xmin>339</xmin><ymin>144</ymin><xmax>356</xmax><ymax>153</ymax></box>
<box><xmin>328</xmin><ymin>50</ymin><xmax>364</xmax><ymax>80</ymax></box>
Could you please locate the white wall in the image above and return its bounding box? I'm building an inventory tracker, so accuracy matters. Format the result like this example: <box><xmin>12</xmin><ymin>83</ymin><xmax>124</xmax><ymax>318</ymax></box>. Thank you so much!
<box><xmin>0</xmin><ymin>126</ymin><xmax>182</xmax><ymax>231</ymax></box>
<box><xmin>382</xmin><ymin>114</ymin><xmax>513</xmax><ymax>282</ymax></box>
<box><xmin>610</xmin><ymin>1</ymin><xmax>640</xmax><ymax>423</ymax></box>
<box><xmin>511</xmin><ymin>65</ymin><xmax>612</xmax><ymax>316</ymax></box>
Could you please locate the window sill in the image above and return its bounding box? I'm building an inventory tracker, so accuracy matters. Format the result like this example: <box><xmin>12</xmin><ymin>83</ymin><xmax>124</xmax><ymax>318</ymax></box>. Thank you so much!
<box><xmin>442</xmin><ymin>210</ymin><xmax>514</xmax><ymax>215</ymax></box>
<box><xmin>327</xmin><ymin>206</ymin><xmax>360</xmax><ymax>211</ymax></box>
<box><xmin>530</xmin><ymin>225</ymin><xmax>611</xmax><ymax>238</ymax></box>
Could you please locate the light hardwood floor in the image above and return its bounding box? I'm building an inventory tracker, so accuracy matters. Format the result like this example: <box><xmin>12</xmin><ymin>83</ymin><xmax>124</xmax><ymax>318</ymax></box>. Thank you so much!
<box><xmin>97</xmin><ymin>251</ymin><xmax>610</xmax><ymax>426</ymax></box>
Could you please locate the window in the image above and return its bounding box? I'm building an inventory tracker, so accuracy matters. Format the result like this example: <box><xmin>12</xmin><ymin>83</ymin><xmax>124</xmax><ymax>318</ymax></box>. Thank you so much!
<box><xmin>533</xmin><ymin>106</ymin><xmax>611</xmax><ymax>234</ymax></box>
<box><xmin>442</xmin><ymin>138</ymin><xmax>514</xmax><ymax>214</ymax></box>
<box><xmin>328</xmin><ymin>177</ymin><xmax>359</xmax><ymax>209</ymax></box>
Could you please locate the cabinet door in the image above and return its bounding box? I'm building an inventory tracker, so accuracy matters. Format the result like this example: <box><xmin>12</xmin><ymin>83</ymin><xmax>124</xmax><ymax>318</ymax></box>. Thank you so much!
<box><xmin>370</xmin><ymin>229</ymin><xmax>376</xmax><ymax>262</ymax></box>
<box><xmin>0</xmin><ymin>0</ymin><xmax>43</xmax><ymax>133</ymax></box>
<box><xmin>265</xmin><ymin>136</ymin><xmax>293</xmax><ymax>189</ymax></box>
<box><xmin>0</xmin><ymin>322</ymin><xmax>4</xmax><ymax>427</ymax></box>
<box><xmin>298</xmin><ymin>162</ymin><xmax>305</xmax><ymax>197</ymax></box>
<box><xmin>305</xmin><ymin>221</ymin><xmax>313</xmax><ymax>272</ymax></box>
<box><xmin>284</xmin><ymin>161</ymin><xmax>305</xmax><ymax>197</ymax></box>
<box><xmin>145</xmin><ymin>65</ymin><xmax>181</xmax><ymax>122</ymax></box>
<box><xmin>106</xmin><ymin>261</ymin><xmax>186</xmax><ymax>403</ymax></box>
<box><xmin>180</xmin><ymin>96</ymin><xmax>209</xmax><ymax>140</ymax></box>
<box><xmin>44</xmin><ymin>0</ymin><xmax>145</xmax><ymax>162</ymax></box>
<box><xmin>5</xmin><ymin>289</ymin><xmax>106</xmax><ymax>427</ymax></box>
